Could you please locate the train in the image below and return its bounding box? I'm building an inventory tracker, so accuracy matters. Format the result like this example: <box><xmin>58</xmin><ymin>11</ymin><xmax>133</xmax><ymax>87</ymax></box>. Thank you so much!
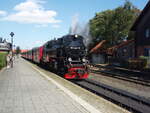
<box><xmin>22</xmin><ymin>34</ymin><xmax>89</xmax><ymax>79</ymax></box>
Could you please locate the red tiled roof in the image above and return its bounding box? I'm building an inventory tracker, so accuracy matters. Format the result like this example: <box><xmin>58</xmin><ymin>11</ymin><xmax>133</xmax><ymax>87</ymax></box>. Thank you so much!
<box><xmin>116</xmin><ymin>40</ymin><xmax>134</xmax><ymax>48</ymax></box>
<box><xmin>21</xmin><ymin>49</ymin><xmax>28</xmax><ymax>53</ymax></box>
<box><xmin>90</xmin><ymin>40</ymin><xmax>106</xmax><ymax>54</ymax></box>
<box><xmin>107</xmin><ymin>40</ymin><xmax>134</xmax><ymax>55</ymax></box>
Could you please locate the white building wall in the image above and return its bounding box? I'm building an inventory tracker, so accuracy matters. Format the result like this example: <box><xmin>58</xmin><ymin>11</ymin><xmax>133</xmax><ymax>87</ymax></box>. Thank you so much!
<box><xmin>91</xmin><ymin>54</ymin><xmax>105</xmax><ymax>64</ymax></box>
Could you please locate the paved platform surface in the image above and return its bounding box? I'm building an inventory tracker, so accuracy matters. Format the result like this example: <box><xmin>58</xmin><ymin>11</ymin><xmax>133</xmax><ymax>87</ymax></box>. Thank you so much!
<box><xmin>0</xmin><ymin>58</ymin><xmax>88</xmax><ymax>113</ymax></box>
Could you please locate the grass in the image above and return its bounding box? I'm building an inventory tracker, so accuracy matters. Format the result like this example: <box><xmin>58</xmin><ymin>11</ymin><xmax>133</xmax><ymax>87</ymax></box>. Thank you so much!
<box><xmin>0</xmin><ymin>52</ymin><xmax>8</xmax><ymax>69</ymax></box>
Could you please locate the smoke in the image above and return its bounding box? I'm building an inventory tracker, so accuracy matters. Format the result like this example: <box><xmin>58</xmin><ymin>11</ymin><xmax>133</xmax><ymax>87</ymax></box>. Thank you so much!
<box><xmin>79</xmin><ymin>23</ymin><xmax>92</xmax><ymax>48</ymax></box>
<box><xmin>69</xmin><ymin>14</ymin><xmax>80</xmax><ymax>34</ymax></box>
<box><xmin>69</xmin><ymin>14</ymin><xmax>92</xmax><ymax>48</ymax></box>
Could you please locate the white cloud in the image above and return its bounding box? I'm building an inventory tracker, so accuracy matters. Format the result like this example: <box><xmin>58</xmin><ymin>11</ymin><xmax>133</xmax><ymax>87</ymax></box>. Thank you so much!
<box><xmin>0</xmin><ymin>10</ymin><xmax>7</xmax><ymax>16</ymax></box>
<box><xmin>14</xmin><ymin>1</ymin><xmax>42</xmax><ymax>11</ymax></box>
<box><xmin>2</xmin><ymin>0</ymin><xmax>61</xmax><ymax>25</ymax></box>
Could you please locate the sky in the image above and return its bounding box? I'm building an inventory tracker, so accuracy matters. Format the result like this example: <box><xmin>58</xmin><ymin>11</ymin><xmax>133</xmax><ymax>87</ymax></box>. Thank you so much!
<box><xmin>0</xmin><ymin>0</ymin><xmax>148</xmax><ymax>49</ymax></box>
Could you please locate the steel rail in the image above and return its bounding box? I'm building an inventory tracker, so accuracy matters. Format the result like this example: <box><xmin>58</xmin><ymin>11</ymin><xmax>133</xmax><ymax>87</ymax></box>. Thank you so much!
<box><xmin>74</xmin><ymin>79</ymin><xmax>150</xmax><ymax>113</ymax></box>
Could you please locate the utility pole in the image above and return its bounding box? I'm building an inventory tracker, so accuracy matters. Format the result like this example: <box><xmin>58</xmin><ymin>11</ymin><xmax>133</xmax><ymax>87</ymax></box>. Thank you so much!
<box><xmin>10</xmin><ymin>32</ymin><xmax>15</xmax><ymax>67</ymax></box>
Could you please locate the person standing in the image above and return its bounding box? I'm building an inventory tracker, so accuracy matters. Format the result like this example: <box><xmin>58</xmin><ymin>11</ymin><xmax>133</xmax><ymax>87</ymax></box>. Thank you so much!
<box><xmin>9</xmin><ymin>52</ymin><xmax>13</xmax><ymax>68</ymax></box>
<box><xmin>6</xmin><ymin>53</ymin><xmax>10</xmax><ymax>68</ymax></box>
<box><xmin>6</xmin><ymin>52</ymin><xmax>13</xmax><ymax>68</ymax></box>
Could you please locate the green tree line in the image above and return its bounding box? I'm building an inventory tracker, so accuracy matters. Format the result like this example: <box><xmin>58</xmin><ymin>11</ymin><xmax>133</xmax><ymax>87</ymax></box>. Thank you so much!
<box><xmin>89</xmin><ymin>0</ymin><xmax>140</xmax><ymax>50</ymax></box>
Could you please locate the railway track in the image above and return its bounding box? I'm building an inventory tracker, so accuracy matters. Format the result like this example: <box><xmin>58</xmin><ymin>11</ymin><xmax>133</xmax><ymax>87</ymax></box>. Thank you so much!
<box><xmin>73</xmin><ymin>79</ymin><xmax>150</xmax><ymax>113</ymax></box>
<box><xmin>89</xmin><ymin>65</ymin><xmax>150</xmax><ymax>87</ymax></box>
<box><xmin>91</xmin><ymin>70</ymin><xmax>150</xmax><ymax>87</ymax></box>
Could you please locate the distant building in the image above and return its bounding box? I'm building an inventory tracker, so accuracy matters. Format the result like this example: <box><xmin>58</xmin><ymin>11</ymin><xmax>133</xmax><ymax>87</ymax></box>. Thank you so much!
<box><xmin>131</xmin><ymin>1</ymin><xmax>150</xmax><ymax>57</ymax></box>
<box><xmin>21</xmin><ymin>49</ymin><xmax>28</xmax><ymax>53</ymax></box>
<box><xmin>107</xmin><ymin>40</ymin><xmax>135</xmax><ymax>59</ymax></box>
<box><xmin>106</xmin><ymin>40</ymin><xmax>135</xmax><ymax>66</ymax></box>
<box><xmin>89</xmin><ymin>39</ymin><xmax>135</xmax><ymax>65</ymax></box>
<box><xmin>0</xmin><ymin>38</ymin><xmax>11</xmax><ymax>52</ymax></box>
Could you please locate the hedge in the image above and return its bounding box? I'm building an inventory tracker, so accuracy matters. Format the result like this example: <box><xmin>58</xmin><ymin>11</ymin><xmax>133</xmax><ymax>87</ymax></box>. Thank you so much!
<box><xmin>0</xmin><ymin>52</ymin><xmax>8</xmax><ymax>69</ymax></box>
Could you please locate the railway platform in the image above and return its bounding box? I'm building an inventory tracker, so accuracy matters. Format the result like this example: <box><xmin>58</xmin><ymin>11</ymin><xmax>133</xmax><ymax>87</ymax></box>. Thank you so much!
<box><xmin>0</xmin><ymin>58</ymin><xmax>88</xmax><ymax>113</ymax></box>
<box><xmin>0</xmin><ymin>58</ymin><xmax>130</xmax><ymax>113</ymax></box>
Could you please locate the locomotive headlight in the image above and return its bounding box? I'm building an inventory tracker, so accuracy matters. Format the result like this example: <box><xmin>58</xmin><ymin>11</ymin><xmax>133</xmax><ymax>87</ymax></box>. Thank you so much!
<box><xmin>68</xmin><ymin>57</ymin><xmax>72</xmax><ymax>61</ymax></box>
<box><xmin>82</xmin><ymin>58</ymin><xmax>86</xmax><ymax>62</ymax></box>
<box><xmin>75</xmin><ymin>34</ymin><xmax>78</xmax><ymax>38</ymax></box>
<box><xmin>70</xmin><ymin>47</ymin><xmax>73</xmax><ymax>49</ymax></box>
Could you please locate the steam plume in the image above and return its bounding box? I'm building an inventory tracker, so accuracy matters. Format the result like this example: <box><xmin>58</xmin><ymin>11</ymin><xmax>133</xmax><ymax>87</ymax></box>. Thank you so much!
<box><xmin>69</xmin><ymin>14</ymin><xmax>92</xmax><ymax>48</ymax></box>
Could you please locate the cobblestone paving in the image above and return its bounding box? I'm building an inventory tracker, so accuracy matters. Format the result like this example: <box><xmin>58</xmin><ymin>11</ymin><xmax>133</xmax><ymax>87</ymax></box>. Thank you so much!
<box><xmin>0</xmin><ymin>58</ymin><xmax>88</xmax><ymax>113</ymax></box>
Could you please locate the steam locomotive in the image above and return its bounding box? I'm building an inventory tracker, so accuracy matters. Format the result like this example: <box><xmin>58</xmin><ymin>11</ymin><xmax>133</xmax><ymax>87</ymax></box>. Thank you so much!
<box><xmin>22</xmin><ymin>34</ymin><xmax>89</xmax><ymax>79</ymax></box>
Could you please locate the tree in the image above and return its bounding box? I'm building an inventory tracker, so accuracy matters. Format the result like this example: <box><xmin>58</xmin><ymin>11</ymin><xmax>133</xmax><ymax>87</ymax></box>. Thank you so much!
<box><xmin>89</xmin><ymin>10</ymin><xmax>115</xmax><ymax>49</ymax></box>
<box><xmin>89</xmin><ymin>0</ymin><xmax>140</xmax><ymax>49</ymax></box>
<box><xmin>16</xmin><ymin>46</ymin><xmax>21</xmax><ymax>55</ymax></box>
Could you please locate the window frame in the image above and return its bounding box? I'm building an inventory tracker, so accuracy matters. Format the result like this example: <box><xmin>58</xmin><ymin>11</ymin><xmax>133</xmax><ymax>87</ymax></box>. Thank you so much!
<box><xmin>145</xmin><ymin>28</ymin><xmax>150</xmax><ymax>38</ymax></box>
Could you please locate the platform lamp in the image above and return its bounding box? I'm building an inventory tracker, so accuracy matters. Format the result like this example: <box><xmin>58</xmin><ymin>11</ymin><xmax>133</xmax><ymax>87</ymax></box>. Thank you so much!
<box><xmin>10</xmin><ymin>32</ymin><xmax>15</xmax><ymax>67</ymax></box>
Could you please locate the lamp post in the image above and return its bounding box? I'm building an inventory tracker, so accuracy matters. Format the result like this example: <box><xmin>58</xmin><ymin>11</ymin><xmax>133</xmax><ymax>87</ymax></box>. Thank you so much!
<box><xmin>10</xmin><ymin>32</ymin><xmax>14</xmax><ymax>67</ymax></box>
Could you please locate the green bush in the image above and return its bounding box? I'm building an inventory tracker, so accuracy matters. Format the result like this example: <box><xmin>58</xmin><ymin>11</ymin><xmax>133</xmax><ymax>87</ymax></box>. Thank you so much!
<box><xmin>0</xmin><ymin>52</ymin><xmax>8</xmax><ymax>69</ymax></box>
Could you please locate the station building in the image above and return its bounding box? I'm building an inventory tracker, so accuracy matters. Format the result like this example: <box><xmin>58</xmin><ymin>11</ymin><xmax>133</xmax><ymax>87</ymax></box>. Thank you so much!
<box><xmin>107</xmin><ymin>40</ymin><xmax>135</xmax><ymax>60</ymax></box>
<box><xmin>89</xmin><ymin>40</ymin><xmax>107</xmax><ymax>64</ymax></box>
<box><xmin>0</xmin><ymin>38</ymin><xmax>11</xmax><ymax>52</ymax></box>
<box><xmin>131</xmin><ymin>1</ymin><xmax>150</xmax><ymax>57</ymax></box>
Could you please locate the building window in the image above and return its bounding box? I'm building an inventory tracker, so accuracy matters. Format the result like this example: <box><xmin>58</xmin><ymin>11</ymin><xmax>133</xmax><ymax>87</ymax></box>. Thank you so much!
<box><xmin>144</xmin><ymin>48</ymin><xmax>150</xmax><ymax>57</ymax></box>
<box><xmin>145</xmin><ymin>28</ymin><xmax>150</xmax><ymax>38</ymax></box>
